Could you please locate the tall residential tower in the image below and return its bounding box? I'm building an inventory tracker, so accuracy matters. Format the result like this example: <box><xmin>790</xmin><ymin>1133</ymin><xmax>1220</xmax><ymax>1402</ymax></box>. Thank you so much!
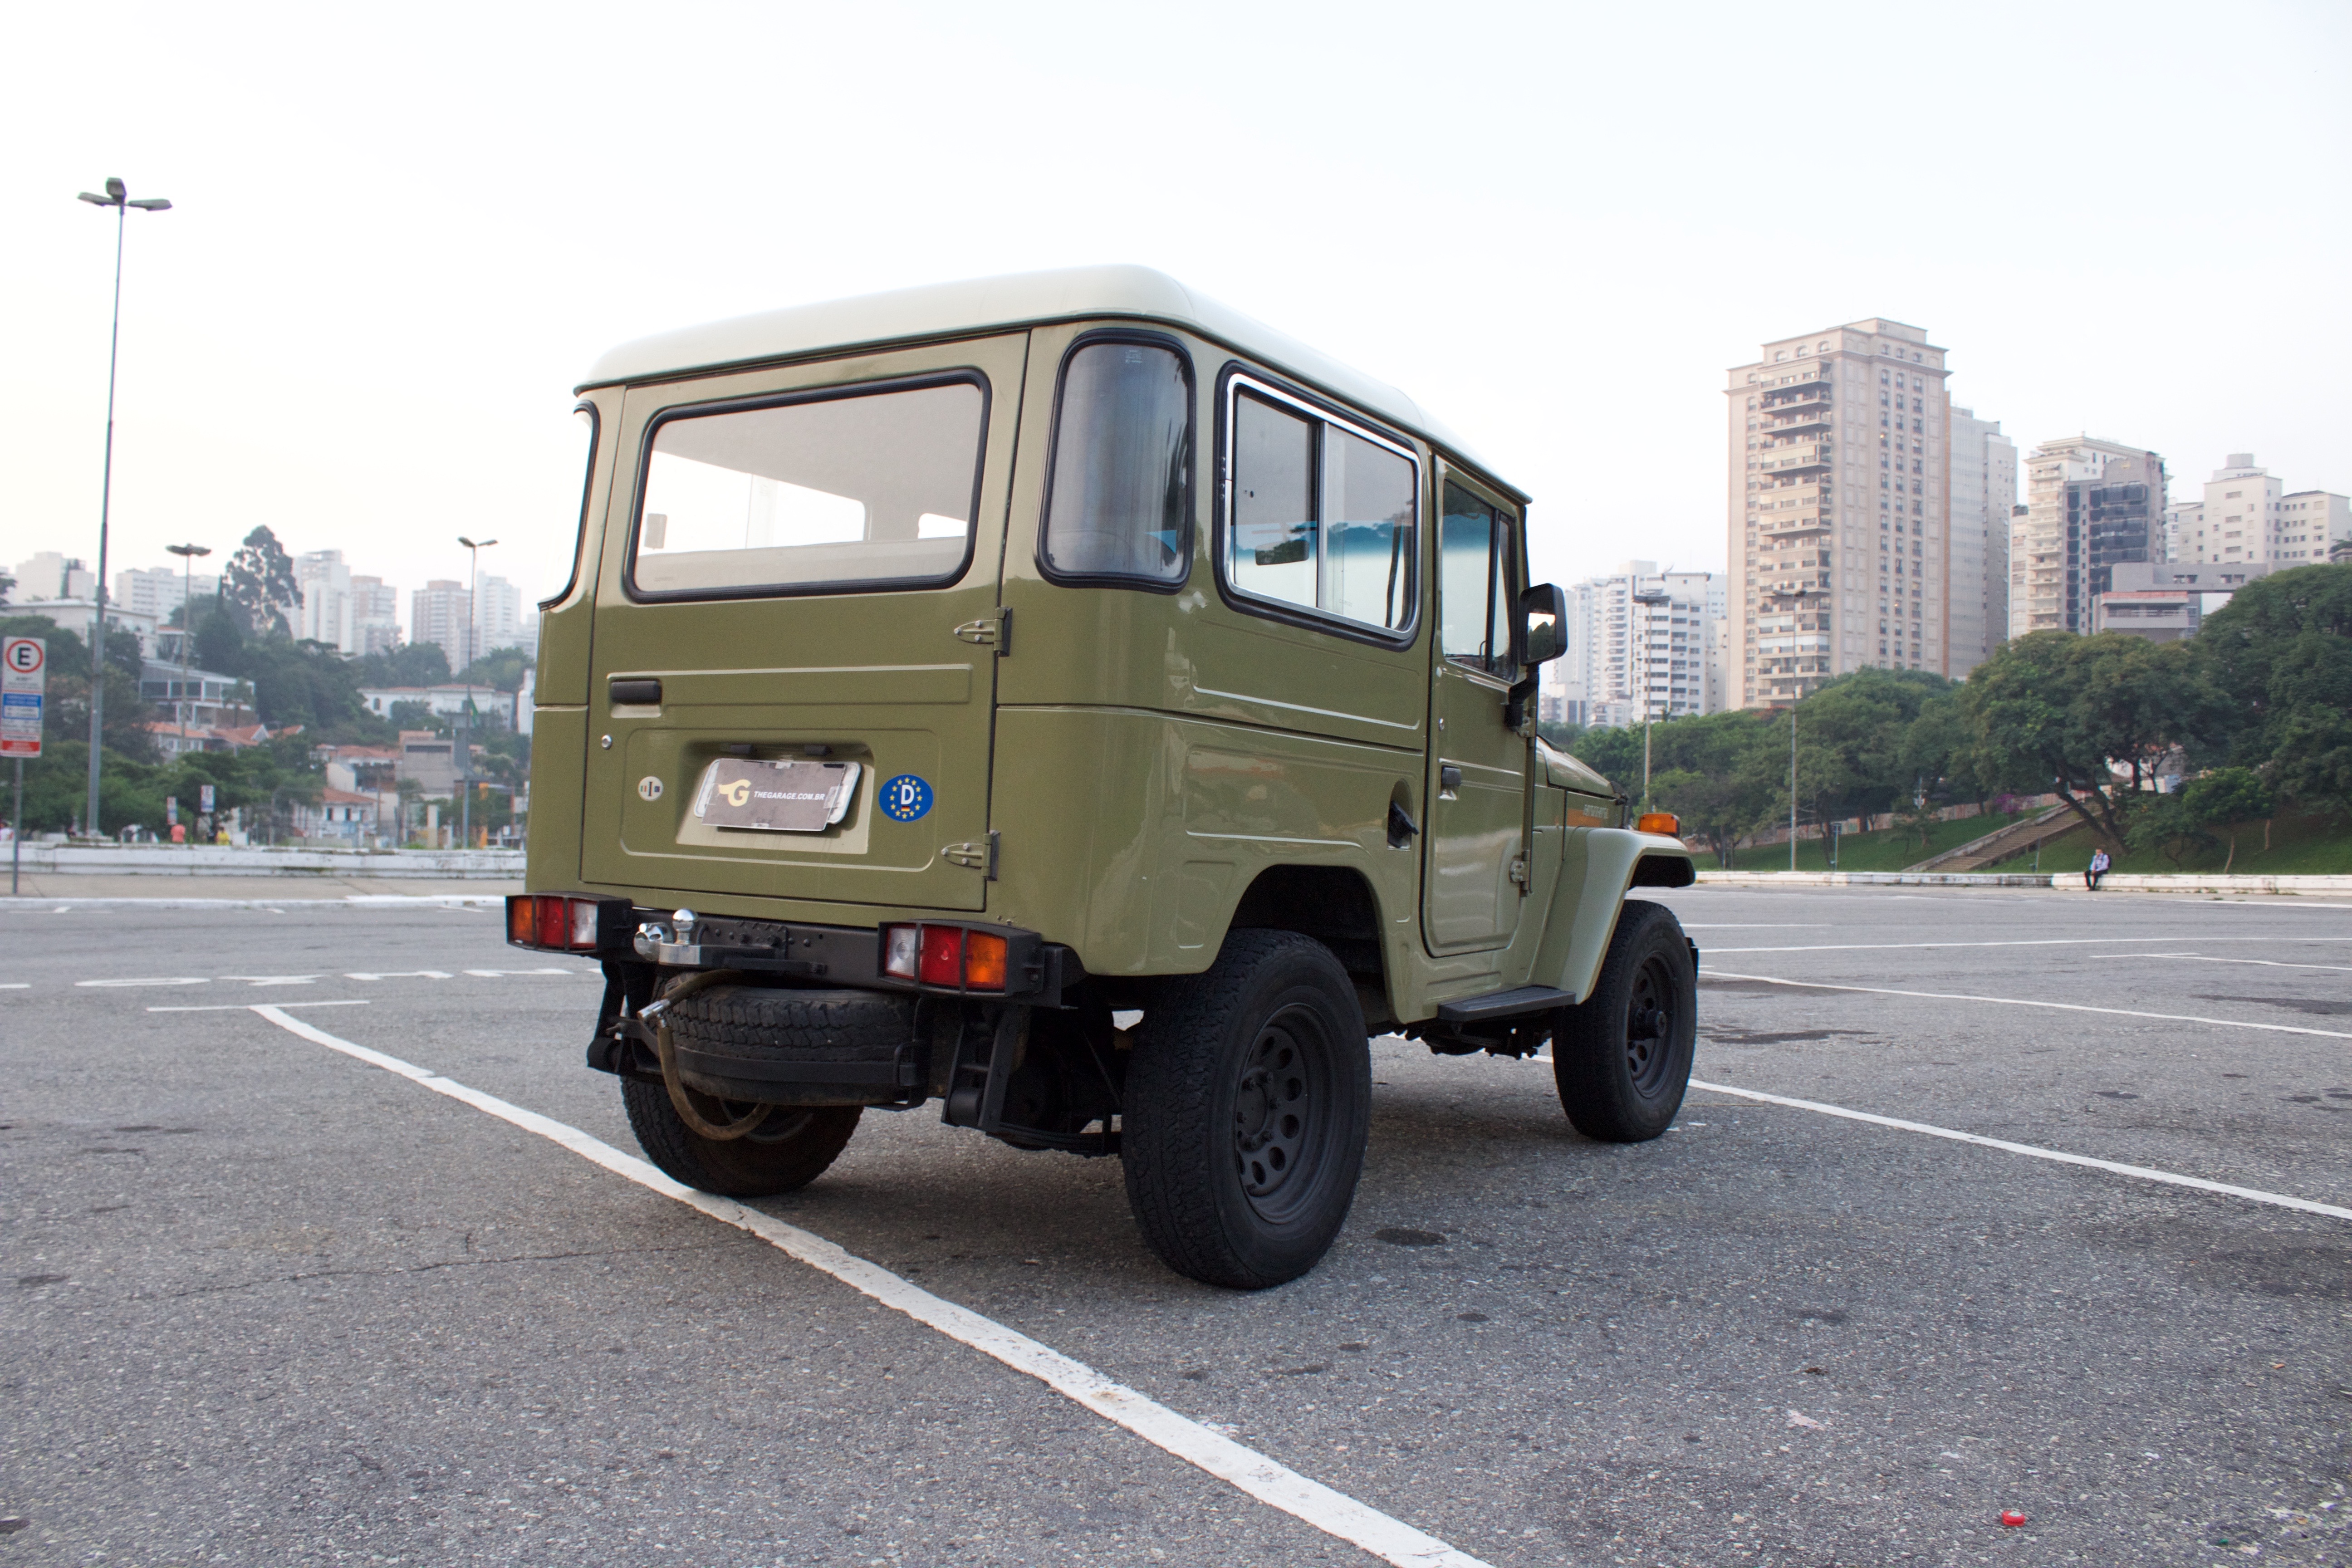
<box><xmin>1727</xmin><ymin>320</ymin><xmax>1954</xmax><ymax>708</ymax></box>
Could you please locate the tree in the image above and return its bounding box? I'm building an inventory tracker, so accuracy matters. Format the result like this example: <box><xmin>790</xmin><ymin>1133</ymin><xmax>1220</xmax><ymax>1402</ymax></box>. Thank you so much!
<box><xmin>358</xmin><ymin>642</ymin><xmax>451</xmax><ymax>689</ymax></box>
<box><xmin>1645</xmin><ymin>711</ymin><xmax>1775</xmax><ymax>867</ymax></box>
<box><xmin>220</xmin><ymin>526</ymin><xmax>303</xmax><ymax>636</ymax></box>
<box><xmin>2197</xmin><ymin>563</ymin><xmax>2352</xmax><ymax>817</ymax></box>
<box><xmin>454</xmin><ymin>645</ymin><xmax>534</xmax><ymax>693</ymax></box>
<box><xmin>1962</xmin><ymin>631</ymin><xmax>2229</xmax><ymax>850</ymax></box>
<box><xmin>1568</xmin><ymin>724</ymin><xmax>1645</xmax><ymax>794</ymax></box>
<box><xmin>2183</xmin><ymin>767</ymin><xmax>2274</xmax><ymax>872</ymax></box>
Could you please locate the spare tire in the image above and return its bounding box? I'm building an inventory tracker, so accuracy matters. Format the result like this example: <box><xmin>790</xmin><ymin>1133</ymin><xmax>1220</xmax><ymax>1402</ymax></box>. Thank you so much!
<box><xmin>663</xmin><ymin>984</ymin><xmax>916</xmax><ymax>1107</ymax></box>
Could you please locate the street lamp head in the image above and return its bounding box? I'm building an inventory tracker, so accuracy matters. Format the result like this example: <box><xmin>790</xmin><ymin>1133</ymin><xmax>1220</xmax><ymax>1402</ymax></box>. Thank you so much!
<box><xmin>104</xmin><ymin>177</ymin><xmax>126</xmax><ymax>200</ymax></box>
<box><xmin>78</xmin><ymin>191</ymin><xmax>115</xmax><ymax>207</ymax></box>
<box><xmin>166</xmin><ymin>543</ymin><xmax>211</xmax><ymax>559</ymax></box>
<box><xmin>127</xmin><ymin>198</ymin><xmax>172</xmax><ymax>211</ymax></box>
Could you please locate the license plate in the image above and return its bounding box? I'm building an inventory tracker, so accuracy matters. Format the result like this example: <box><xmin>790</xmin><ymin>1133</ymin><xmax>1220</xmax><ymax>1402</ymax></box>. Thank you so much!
<box><xmin>691</xmin><ymin>758</ymin><xmax>862</xmax><ymax>833</ymax></box>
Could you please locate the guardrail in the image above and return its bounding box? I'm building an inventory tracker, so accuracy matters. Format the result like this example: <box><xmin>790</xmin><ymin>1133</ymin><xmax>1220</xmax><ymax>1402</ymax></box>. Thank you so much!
<box><xmin>6</xmin><ymin>844</ymin><xmax>524</xmax><ymax>879</ymax></box>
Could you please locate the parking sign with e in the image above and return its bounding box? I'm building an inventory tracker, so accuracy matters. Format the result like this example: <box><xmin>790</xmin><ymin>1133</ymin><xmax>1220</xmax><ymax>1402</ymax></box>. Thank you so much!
<box><xmin>2</xmin><ymin>636</ymin><xmax>46</xmax><ymax>758</ymax></box>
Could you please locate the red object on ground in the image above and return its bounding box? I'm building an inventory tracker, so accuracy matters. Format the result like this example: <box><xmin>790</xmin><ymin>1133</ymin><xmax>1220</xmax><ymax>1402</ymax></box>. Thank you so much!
<box><xmin>2000</xmin><ymin>1510</ymin><xmax>2027</xmax><ymax>1527</ymax></box>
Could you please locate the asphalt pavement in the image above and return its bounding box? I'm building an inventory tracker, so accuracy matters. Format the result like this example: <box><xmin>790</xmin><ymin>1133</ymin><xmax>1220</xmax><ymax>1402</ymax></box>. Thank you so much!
<box><xmin>2</xmin><ymin>888</ymin><xmax>2347</xmax><ymax>1566</ymax></box>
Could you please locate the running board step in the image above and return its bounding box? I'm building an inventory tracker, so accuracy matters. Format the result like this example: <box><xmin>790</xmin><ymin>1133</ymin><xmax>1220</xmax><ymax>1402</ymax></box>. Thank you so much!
<box><xmin>1435</xmin><ymin>985</ymin><xmax>1573</xmax><ymax>1024</ymax></box>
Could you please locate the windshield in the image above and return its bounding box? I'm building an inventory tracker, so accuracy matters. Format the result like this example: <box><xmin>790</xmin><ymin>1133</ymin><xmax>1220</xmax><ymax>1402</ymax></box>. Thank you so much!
<box><xmin>629</xmin><ymin>376</ymin><xmax>986</xmax><ymax>597</ymax></box>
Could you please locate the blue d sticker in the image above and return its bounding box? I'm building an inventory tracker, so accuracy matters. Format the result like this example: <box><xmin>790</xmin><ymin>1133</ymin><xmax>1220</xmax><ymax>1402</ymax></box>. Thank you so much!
<box><xmin>879</xmin><ymin>774</ymin><xmax>933</xmax><ymax>823</ymax></box>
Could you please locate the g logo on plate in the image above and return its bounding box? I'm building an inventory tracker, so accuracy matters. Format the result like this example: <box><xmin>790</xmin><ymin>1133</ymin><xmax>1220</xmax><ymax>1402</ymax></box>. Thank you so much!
<box><xmin>879</xmin><ymin>774</ymin><xmax>933</xmax><ymax>823</ymax></box>
<box><xmin>638</xmin><ymin>776</ymin><xmax>664</xmax><ymax>802</ymax></box>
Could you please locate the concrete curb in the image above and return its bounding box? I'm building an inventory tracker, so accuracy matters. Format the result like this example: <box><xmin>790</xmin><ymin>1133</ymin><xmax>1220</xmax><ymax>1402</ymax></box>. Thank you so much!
<box><xmin>2</xmin><ymin>845</ymin><xmax>524</xmax><ymax>879</ymax></box>
<box><xmin>1695</xmin><ymin>870</ymin><xmax>2352</xmax><ymax>894</ymax></box>
<box><xmin>0</xmin><ymin>894</ymin><xmax>509</xmax><ymax>909</ymax></box>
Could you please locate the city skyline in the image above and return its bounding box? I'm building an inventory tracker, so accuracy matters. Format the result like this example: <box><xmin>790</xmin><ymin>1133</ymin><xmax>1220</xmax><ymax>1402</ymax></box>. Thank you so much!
<box><xmin>2</xmin><ymin>3</ymin><xmax>2344</xmax><ymax>603</ymax></box>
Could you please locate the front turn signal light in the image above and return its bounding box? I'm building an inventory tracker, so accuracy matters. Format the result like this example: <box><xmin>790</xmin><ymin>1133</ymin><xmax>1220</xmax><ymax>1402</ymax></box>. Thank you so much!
<box><xmin>1636</xmin><ymin>812</ymin><xmax>1681</xmax><ymax>837</ymax></box>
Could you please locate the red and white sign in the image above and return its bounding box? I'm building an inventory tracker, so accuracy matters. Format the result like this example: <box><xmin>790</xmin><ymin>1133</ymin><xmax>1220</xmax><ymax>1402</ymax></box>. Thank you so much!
<box><xmin>2</xmin><ymin>635</ymin><xmax>47</xmax><ymax>757</ymax></box>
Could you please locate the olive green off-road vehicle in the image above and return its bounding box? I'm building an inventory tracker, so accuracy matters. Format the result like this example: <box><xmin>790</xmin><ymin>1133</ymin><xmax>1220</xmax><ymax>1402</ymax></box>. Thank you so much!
<box><xmin>511</xmin><ymin>266</ymin><xmax>1698</xmax><ymax>1288</ymax></box>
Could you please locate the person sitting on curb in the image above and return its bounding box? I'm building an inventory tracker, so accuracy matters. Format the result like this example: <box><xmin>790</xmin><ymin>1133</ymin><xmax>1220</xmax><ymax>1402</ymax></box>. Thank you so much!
<box><xmin>2086</xmin><ymin>848</ymin><xmax>2111</xmax><ymax>891</ymax></box>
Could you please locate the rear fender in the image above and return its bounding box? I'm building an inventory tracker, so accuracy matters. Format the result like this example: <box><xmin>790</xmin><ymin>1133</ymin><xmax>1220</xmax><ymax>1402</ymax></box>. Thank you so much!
<box><xmin>1536</xmin><ymin>829</ymin><xmax>1696</xmax><ymax>1004</ymax></box>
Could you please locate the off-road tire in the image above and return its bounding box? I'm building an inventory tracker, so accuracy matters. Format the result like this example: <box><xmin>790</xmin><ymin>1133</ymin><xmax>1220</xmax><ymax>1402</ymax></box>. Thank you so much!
<box><xmin>1122</xmin><ymin>930</ymin><xmax>1371</xmax><ymax>1289</ymax></box>
<box><xmin>621</xmin><ymin>1078</ymin><xmax>861</xmax><ymax>1198</ymax></box>
<box><xmin>1552</xmin><ymin>899</ymin><xmax>1695</xmax><ymax>1142</ymax></box>
<box><xmin>665</xmin><ymin>985</ymin><xmax>913</xmax><ymax>1107</ymax></box>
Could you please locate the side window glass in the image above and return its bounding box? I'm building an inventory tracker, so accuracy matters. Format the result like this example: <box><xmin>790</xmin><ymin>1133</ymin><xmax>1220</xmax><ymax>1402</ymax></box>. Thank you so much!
<box><xmin>1230</xmin><ymin>393</ymin><xmax>1317</xmax><ymax>608</ymax></box>
<box><xmin>1226</xmin><ymin>382</ymin><xmax>1417</xmax><ymax>635</ymax></box>
<box><xmin>1440</xmin><ymin>482</ymin><xmax>1499</xmax><ymax>673</ymax></box>
<box><xmin>1041</xmin><ymin>341</ymin><xmax>1191</xmax><ymax>584</ymax></box>
<box><xmin>1487</xmin><ymin>512</ymin><xmax>1516</xmax><ymax>674</ymax></box>
<box><xmin>1323</xmin><ymin>427</ymin><xmax>1415</xmax><ymax>630</ymax></box>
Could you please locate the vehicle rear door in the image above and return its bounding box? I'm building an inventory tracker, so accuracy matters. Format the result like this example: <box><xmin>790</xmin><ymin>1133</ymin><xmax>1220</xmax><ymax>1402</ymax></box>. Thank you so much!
<box><xmin>579</xmin><ymin>334</ymin><xmax>1027</xmax><ymax>912</ymax></box>
<box><xmin>1422</xmin><ymin>469</ymin><xmax>1528</xmax><ymax>953</ymax></box>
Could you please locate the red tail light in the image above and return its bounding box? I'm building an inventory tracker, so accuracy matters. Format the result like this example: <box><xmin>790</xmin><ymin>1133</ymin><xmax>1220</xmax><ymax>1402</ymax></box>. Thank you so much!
<box><xmin>506</xmin><ymin>894</ymin><xmax>612</xmax><ymax>953</ymax></box>
<box><xmin>883</xmin><ymin>922</ymin><xmax>1011</xmax><ymax>991</ymax></box>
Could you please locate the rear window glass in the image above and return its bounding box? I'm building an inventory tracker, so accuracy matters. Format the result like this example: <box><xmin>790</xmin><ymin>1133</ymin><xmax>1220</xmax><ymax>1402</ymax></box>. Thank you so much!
<box><xmin>1225</xmin><ymin>382</ymin><xmax>1416</xmax><ymax>635</ymax></box>
<box><xmin>1040</xmin><ymin>340</ymin><xmax>1191</xmax><ymax>586</ymax></box>
<box><xmin>630</xmin><ymin>378</ymin><xmax>985</xmax><ymax>597</ymax></box>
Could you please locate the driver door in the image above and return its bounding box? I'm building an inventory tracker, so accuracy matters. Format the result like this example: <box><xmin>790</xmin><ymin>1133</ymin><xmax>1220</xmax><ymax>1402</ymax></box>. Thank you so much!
<box><xmin>1422</xmin><ymin>471</ymin><xmax>1527</xmax><ymax>954</ymax></box>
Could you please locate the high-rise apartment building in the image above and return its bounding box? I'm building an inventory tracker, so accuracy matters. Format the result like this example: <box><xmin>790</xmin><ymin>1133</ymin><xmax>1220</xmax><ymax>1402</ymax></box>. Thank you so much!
<box><xmin>2166</xmin><ymin>454</ymin><xmax>2348</xmax><ymax>567</ymax></box>
<box><xmin>411</xmin><ymin>580</ymin><xmax>474</xmax><ymax>672</ymax></box>
<box><xmin>114</xmin><ymin>564</ymin><xmax>218</xmax><ymax>622</ymax></box>
<box><xmin>12</xmin><ymin>553</ymin><xmax>94</xmax><ymax>602</ymax></box>
<box><xmin>351</xmin><ymin>576</ymin><xmax>402</xmax><ymax>657</ymax></box>
<box><xmin>1727</xmin><ymin>320</ymin><xmax>1957</xmax><ymax>708</ymax></box>
<box><xmin>296</xmin><ymin>549</ymin><xmax>356</xmax><ymax>651</ymax></box>
<box><xmin>474</xmin><ymin>575</ymin><xmax>524</xmax><ymax>654</ymax></box>
<box><xmin>1945</xmin><ymin>409</ymin><xmax>2016</xmax><ymax>678</ymax></box>
<box><xmin>2009</xmin><ymin>437</ymin><xmax>2165</xmax><ymax>639</ymax></box>
<box><xmin>1562</xmin><ymin>562</ymin><xmax>1723</xmax><ymax>728</ymax></box>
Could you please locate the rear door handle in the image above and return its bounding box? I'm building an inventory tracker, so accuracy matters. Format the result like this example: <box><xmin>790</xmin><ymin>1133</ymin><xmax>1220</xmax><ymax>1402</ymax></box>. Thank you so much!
<box><xmin>609</xmin><ymin>678</ymin><xmax>662</xmax><ymax>706</ymax></box>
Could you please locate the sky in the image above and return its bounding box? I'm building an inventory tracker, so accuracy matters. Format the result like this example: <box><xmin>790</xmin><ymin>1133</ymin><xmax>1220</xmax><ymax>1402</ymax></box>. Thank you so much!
<box><xmin>2</xmin><ymin>0</ymin><xmax>2346</xmax><ymax>618</ymax></box>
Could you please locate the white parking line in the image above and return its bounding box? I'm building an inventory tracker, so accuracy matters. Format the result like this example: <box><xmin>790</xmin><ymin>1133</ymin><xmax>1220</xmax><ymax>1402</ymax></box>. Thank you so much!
<box><xmin>2102</xmin><ymin>953</ymin><xmax>2352</xmax><ymax>975</ymax></box>
<box><xmin>245</xmin><ymin>1005</ymin><xmax>1491</xmax><ymax>1568</ymax></box>
<box><xmin>1687</xmin><ymin>1079</ymin><xmax>2352</xmax><ymax>1223</ymax></box>
<box><xmin>1705</xmin><ymin>969</ymin><xmax>2352</xmax><ymax>1041</ymax></box>
<box><xmin>75</xmin><ymin>977</ymin><xmax>208</xmax><ymax>988</ymax></box>
<box><xmin>1707</xmin><ymin>935</ymin><xmax>2352</xmax><ymax>954</ymax></box>
<box><xmin>150</xmin><ymin>1000</ymin><xmax>373</xmax><ymax>1013</ymax></box>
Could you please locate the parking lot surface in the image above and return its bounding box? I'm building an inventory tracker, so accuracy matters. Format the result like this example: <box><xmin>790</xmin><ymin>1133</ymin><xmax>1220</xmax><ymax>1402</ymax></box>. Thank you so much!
<box><xmin>3</xmin><ymin>887</ymin><xmax>2347</xmax><ymax>1566</ymax></box>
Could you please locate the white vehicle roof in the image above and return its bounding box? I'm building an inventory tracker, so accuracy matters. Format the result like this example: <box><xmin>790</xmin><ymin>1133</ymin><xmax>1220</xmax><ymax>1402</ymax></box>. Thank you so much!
<box><xmin>579</xmin><ymin>265</ymin><xmax>1509</xmax><ymax>489</ymax></box>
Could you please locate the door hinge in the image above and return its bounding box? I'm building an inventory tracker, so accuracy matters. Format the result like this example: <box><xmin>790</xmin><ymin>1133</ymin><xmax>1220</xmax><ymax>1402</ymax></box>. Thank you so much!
<box><xmin>943</xmin><ymin>830</ymin><xmax>1000</xmax><ymax>878</ymax></box>
<box><xmin>1508</xmin><ymin>854</ymin><xmax>1529</xmax><ymax>889</ymax></box>
<box><xmin>952</xmin><ymin>608</ymin><xmax>1011</xmax><ymax>653</ymax></box>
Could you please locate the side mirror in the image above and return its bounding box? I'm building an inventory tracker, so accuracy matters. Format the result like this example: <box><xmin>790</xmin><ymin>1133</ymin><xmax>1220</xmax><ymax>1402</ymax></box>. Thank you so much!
<box><xmin>1518</xmin><ymin>583</ymin><xmax>1568</xmax><ymax>666</ymax></box>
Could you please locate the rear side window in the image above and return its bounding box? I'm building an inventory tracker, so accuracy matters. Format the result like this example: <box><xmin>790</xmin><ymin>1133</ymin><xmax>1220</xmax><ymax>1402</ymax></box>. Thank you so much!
<box><xmin>1040</xmin><ymin>339</ymin><xmax>1192</xmax><ymax>586</ymax></box>
<box><xmin>1439</xmin><ymin>481</ymin><xmax>1515</xmax><ymax>678</ymax></box>
<box><xmin>1224</xmin><ymin>378</ymin><xmax>1417</xmax><ymax>636</ymax></box>
<box><xmin>629</xmin><ymin>376</ymin><xmax>985</xmax><ymax>598</ymax></box>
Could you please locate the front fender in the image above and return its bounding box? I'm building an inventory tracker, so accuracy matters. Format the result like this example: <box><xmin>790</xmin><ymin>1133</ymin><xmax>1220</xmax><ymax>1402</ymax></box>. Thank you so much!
<box><xmin>1534</xmin><ymin>828</ymin><xmax>1696</xmax><ymax>1004</ymax></box>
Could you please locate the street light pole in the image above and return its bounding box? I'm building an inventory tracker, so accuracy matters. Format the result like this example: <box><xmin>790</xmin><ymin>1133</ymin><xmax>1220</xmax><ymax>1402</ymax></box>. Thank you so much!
<box><xmin>76</xmin><ymin>177</ymin><xmax>172</xmax><ymax>840</ymax></box>
<box><xmin>1789</xmin><ymin>704</ymin><xmax>1799</xmax><ymax>872</ymax></box>
<box><xmin>165</xmin><ymin>544</ymin><xmax>210</xmax><ymax>768</ymax></box>
<box><xmin>456</xmin><ymin>535</ymin><xmax>497</xmax><ymax>848</ymax></box>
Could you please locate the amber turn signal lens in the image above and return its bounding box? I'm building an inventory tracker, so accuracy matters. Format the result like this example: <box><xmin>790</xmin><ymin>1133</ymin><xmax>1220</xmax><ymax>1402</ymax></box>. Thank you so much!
<box><xmin>1635</xmin><ymin>812</ymin><xmax>1681</xmax><ymax>836</ymax></box>
<box><xmin>961</xmin><ymin>931</ymin><xmax>1008</xmax><ymax>990</ymax></box>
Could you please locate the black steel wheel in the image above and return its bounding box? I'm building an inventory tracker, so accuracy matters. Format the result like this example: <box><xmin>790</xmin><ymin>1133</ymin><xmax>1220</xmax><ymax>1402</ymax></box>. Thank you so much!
<box><xmin>622</xmin><ymin>1078</ymin><xmax>861</xmax><ymax>1198</ymax></box>
<box><xmin>1552</xmin><ymin>900</ymin><xmax>1696</xmax><ymax>1142</ymax></box>
<box><xmin>1122</xmin><ymin>931</ymin><xmax>1371</xmax><ymax>1289</ymax></box>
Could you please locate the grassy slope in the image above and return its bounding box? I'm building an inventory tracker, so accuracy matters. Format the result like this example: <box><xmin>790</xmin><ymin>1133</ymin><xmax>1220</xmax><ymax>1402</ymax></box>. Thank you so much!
<box><xmin>1715</xmin><ymin>810</ymin><xmax>2042</xmax><ymax>872</ymax></box>
<box><xmin>1978</xmin><ymin>806</ymin><xmax>2352</xmax><ymax>875</ymax></box>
